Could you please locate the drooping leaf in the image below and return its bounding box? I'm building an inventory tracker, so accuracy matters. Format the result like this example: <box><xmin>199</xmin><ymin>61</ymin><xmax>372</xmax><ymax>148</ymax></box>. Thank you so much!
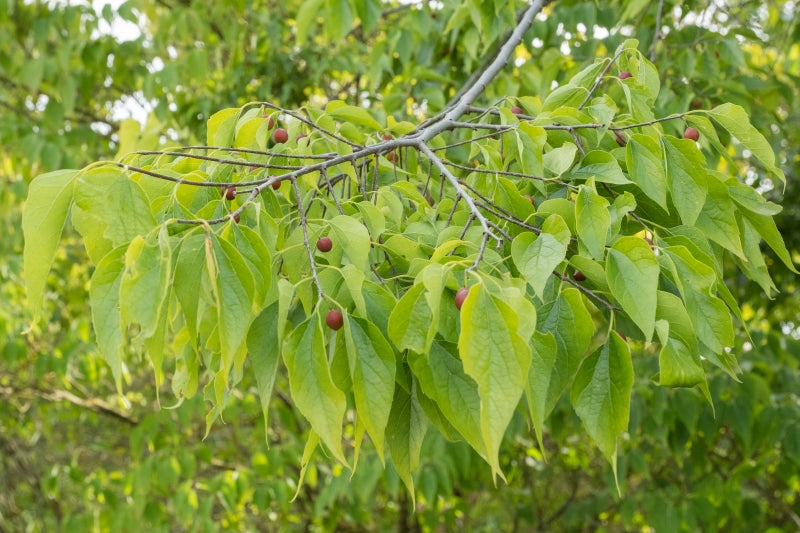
<box><xmin>209</xmin><ymin>232</ymin><xmax>257</xmax><ymax>377</ymax></box>
<box><xmin>22</xmin><ymin>169</ymin><xmax>78</xmax><ymax>321</ymax></box>
<box><xmin>89</xmin><ymin>245</ymin><xmax>127</xmax><ymax>392</ymax></box>
<box><xmin>388</xmin><ymin>283</ymin><xmax>433</xmax><ymax>354</ymax></box>
<box><xmin>408</xmin><ymin>342</ymin><xmax>485</xmax><ymax>458</ymax></box>
<box><xmin>535</xmin><ymin>288</ymin><xmax>595</xmax><ymax>420</ymax></box>
<box><xmin>283</xmin><ymin>314</ymin><xmax>347</xmax><ymax>465</ymax></box>
<box><xmin>664</xmin><ymin>246</ymin><xmax>735</xmax><ymax>356</ymax></box>
<box><xmin>525</xmin><ymin>331</ymin><xmax>559</xmax><ymax>454</ymax></box>
<box><xmin>694</xmin><ymin>176</ymin><xmax>744</xmax><ymax>258</ymax></box>
<box><xmin>655</xmin><ymin>291</ymin><xmax>704</xmax><ymax>387</ymax></box>
<box><xmin>663</xmin><ymin>137</ymin><xmax>707</xmax><ymax>226</ymax></box>
<box><xmin>458</xmin><ymin>282</ymin><xmax>532</xmax><ymax>483</ymax></box>
<box><xmin>344</xmin><ymin>316</ymin><xmax>396</xmax><ymax>463</ymax></box>
<box><xmin>576</xmin><ymin>179</ymin><xmax>610</xmax><ymax>260</ymax></box>
<box><xmin>246</xmin><ymin>302</ymin><xmax>282</xmax><ymax>444</ymax></box>
<box><xmin>386</xmin><ymin>380</ymin><xmax>426</xmax><ymax>506</ymax></box>
<box><xmin>605</xmin><ymin>236</ymin><xmax>659</xmax><ymax>340</ymax></box>
<box><xmin>707</xmin><ymin>103</ymin><xmax>786</xmax><ymax>187</ymax></box>
<box><xmin>571</xmin><ymin>333</ymin><xmax>633</xmax><ymax>486</ymax></box>
<box><xmin>119</xmin><ymin>225</ymin><xmax>172</xmax><ymax>340</ymax></box>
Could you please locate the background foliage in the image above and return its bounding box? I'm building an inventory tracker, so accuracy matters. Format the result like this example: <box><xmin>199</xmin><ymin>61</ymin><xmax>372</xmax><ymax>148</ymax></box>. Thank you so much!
<box><xmin>2</xmin><ymin>1</ymin><xmax>799</xmax><ymax>531</ymax></box>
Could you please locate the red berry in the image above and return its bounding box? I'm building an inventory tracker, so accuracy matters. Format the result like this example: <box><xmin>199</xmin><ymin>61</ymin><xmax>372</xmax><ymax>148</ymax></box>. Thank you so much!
<box><xmin>510</xmin><ymin>106</ymin><xmax>523</xmax><ymax>115</ymax></box>
<box><xmin>262</xmin><ymin>115</ymin><xmax>275</xmax><ymax>129</ymax></box>
<box><xmin>231</xmin><ymin>212</ymin><xmax>240</xmax><ymax>224</ymax></box>
<box><xmin>297</xmin><ymin>133</ymin><xmax>307</xmax><ymax>141</ymax></box>
<box><xmin>382</xmin><ymin>132</ymin><xmax>393</xmax><ymax>141</ymax></box>
<box><xmin>326</xmin><ymin>309</ymin><xmax>344</xmax><ymax>330</ymax></box>
<box><xmin>316</xmin><ymin>237</ymin><xmax>333</xmax><ymax>252</ymax></box>
<box><xmin>273</xmin><ymin>128</ymin><xmax>289</xmax><ymax>144</ymax></box>
<box><xmin>619</xmin><ymin>71</ymin><xmax>632</xmax><ymax>80</ymax></box>
<box><xmin>615</xmin><ymin>132</ymin><xmax>627</xmax><ymax>147</ymax></box>
<box><xmin>271</xmin><ymin>181</ymin><xmax>281</xmax><ymax>190</ymax></box>
<box><xmin>223</xmin><ymin>186</ymin><xmax>236</xmax><ymax>200</ymax></box>
<box><xmin>572</xmin><ymin>270</ymin><xmax>586</xmax><ymax>282</ymax></box>
<box><xmin>455</xmin><ymin>287</ymin><xmax>469</xmax><ymax>310</ymax></box>
<box><xmin>684</xmin><ymin>127</ymin><xmax>700</xmax><ymax>141</ymax></box>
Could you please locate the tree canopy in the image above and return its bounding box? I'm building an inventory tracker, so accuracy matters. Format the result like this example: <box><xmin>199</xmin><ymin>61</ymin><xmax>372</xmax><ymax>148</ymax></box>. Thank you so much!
<box><xmin>3</xmin><ymin>1</ymin><xmax>800</xmax><ymax>531</ymax></box>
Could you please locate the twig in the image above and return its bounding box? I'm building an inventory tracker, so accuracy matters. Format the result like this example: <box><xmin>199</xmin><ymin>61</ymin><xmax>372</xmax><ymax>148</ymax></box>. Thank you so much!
<box><xmin>291</xmin><ymin>178</ymin><xmax>325</xmax><ymax>300</ymax></box>
<box><xmin>418</xmin><ymin>144</ymin><xmax>501</xmax><ymax>245</ymax></box>
<box><xmin>649</xmin><ymin>0</ymin><xmax>666</xmax><ymax>61</ymax></box>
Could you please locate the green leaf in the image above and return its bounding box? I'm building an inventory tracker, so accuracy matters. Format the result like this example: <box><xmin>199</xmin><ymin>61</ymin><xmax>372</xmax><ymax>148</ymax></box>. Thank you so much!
<box><xmin>89</xmin><ymin>246</ymin><xmax>127</xmax><ymax>393</ymax></box>
<box><xmin>739</xmin><ymin>209</ymin><xmax>798</xmax><ymax>274</ymax></box>
<box><xmin>344</xmin><ymin>316</ymin><xmax>396</xmax><ymax>463</ymax></box>
<box><xmin>173</xmin><ymin>231</ymin><xmax>206</xmax><ymax>348</ymax></box>
<box><xmin>207</xmin><ymin>108</ymin><xmax>240</xmax><ymax>146</ymax></box>
<box><xmin>388</xmin><ymin>283</ymin><xmax>433</xmax><ymax>354</ymax></box>
<box><xmin>120</xmin><ymin>226</ymin><xmax>172</xmax><ymax>340</ymax></box>
<box><xmin>209</xmin><ymin>232</ymin><xmax>256</xmax><ymax>376</ymax></box>
<box><xmin>408</xmin><ymin>342</ymin><xmax>485</xmax><ymax>458</ymax></box>
<box><xmin>511</xmin><ymin>214</ymin><xmax>570</xmax><ymax>299</ymax></box>
<box><xmin>626</xmin><ymin>134</ymin><xmax>667</xmax><ymax>208</ymax></box>
<box><xmin>571</xmin><ymin>333</ymin><xmax>633</xmax><ymax>484</ymax></box>
<box><xmin>296</xmin><ymin>0</ymin><xmax>323</xmax><ymax>46</ymax></box>
<box><xmin>543</xmin><ymin>142</ymin><xmax>578</xmax><ymax>176</ymax></box>
<box><xmin>246</xmin><ymin>302</ymin><xmax>282</xmax><ymax>445</ymax></box>
<box><xmin>73</xmin><ymin>168</ymin><xmax>157</xmax><ymax>253</ymax></box>
<box><xmin>328</xmin><ymin>215</ymin><xmax>371</xmax><ymax>271</ymax></box>
<box><xmin>329</xmin><ymin>104</ymin><xmax>383</xmax><ymax>131</ymax></box>
<box><xmin>663</xmin><ymin>137</ymin><xmax>707</xmax><ymax>225</ymax></box>
<box><xmin>283</xmin><ymin>314</ymin><xmax>347</xmax><ymax>465</ymax></box>
<box><xmin>22</xmin><ymin>169</ymin><xmax>78</xmax><ymax>321</ymax></box>
<box><xmin>386</xmin><ymin>380</ymin><xmax>426</xmax><ymax>505</ymax></box>
<box><xmin>606</xmin><ymin>236</ymin><xmax>659</xmax><ymax>340</ymax></box>
<box><xmin>694</xmin><ymin>176</ymin><xmax>744</xmax><ymax>258</ymax></box>
<box><xmin>664</xmin><ymin>246</ymin><xmax>735</xmax><ymax>355</ymax></box>
<box><xmin>458</xmin><ymin>282</ymin><xmax>532</xmax><ymax>483</ymax></box>
<box><xmin>707</xmin><ymin>103</ymin><xmax>786</xmax><ymax>187</ymax></box>
<box><xmin>576</xmin><ymin>179</ymin><xmax>610</xmax><ymax>260</ymax></box>
<box><xmin>535</xmin><ymin>288</ymin><xmax>595</xmax><ymax>417</ymax></box>
<box><xmin>525</xmin><ymin>331</ymin><xmax>558</xmax><ymax>454</ymax></box>
<box><xmin>223</xmin><ymin>224</ymin><xmax>272</xmax><ymax>308</ymax></box>
<box><xmin>655</xmin><ymin>292</ymin><xmax>704</xmax><ymax>387</ymax></box>
<box><xmin>572</xmin><ymin>150</ymin><xmax>630</xmax><ymax>184</ymax></box>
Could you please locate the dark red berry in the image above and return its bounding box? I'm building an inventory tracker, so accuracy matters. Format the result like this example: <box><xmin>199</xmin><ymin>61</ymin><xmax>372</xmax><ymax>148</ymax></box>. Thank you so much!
<box><xmin>619</xmin><ymin>71</ymin><xmax>632</xmax><ymax>80</ymax></box>
<box><xmin>684</xmin><ymin>127</ymin><xmax>700</xmax><ymax>141</ymax></box>
<box><xmin>511</xmin><ymin>106</ymin><xmax>523</xmax><ymax>115</ymax></box>
<box><xmin>224</xmin><ymin>186</ymin><xmax>236</xmax><ymax>200</ymax></box>
<box><xmin>326</xmin><ymin>309</ymin><xmax>344</xmax><ymax>330</ymax></box>
<box><xmin>382</xmin><ymin>132</ymin><xmax>393</xmax><ymax>141</ymax></box>
<box><xmin>271</xmin><ymin>181</ymin><xmax>281</xmax><ymax>190</ymax></box>
<box><xmin>455</xmin><ymin>287</ymin><xmax>469</xmax><ymax>310</ymax></box>
<box><xmin>231</xmin><ymin>212</ymin><xmax>240</xmax><ymax>224</ymax></box>
<box><xmin>316</xmin><ymin>237</ymin><xmax>333</xmax><ymax>252</ymax></box>
<box><xmin>273</xmin><ymin>128</ymin><xmax>289</xmax><ymax>144</ymax></box>
<box><xmin>572</xmin><ymin>270</ymin><xmax>587</xmax><ymax>282</ymax></box>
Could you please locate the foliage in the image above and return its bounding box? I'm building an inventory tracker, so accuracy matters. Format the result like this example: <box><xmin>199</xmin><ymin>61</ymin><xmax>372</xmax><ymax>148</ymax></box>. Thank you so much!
<box><xmin>3</xmin><ymin>0</ymin><xmax>800</xmax><ymax>531</ymax></box>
